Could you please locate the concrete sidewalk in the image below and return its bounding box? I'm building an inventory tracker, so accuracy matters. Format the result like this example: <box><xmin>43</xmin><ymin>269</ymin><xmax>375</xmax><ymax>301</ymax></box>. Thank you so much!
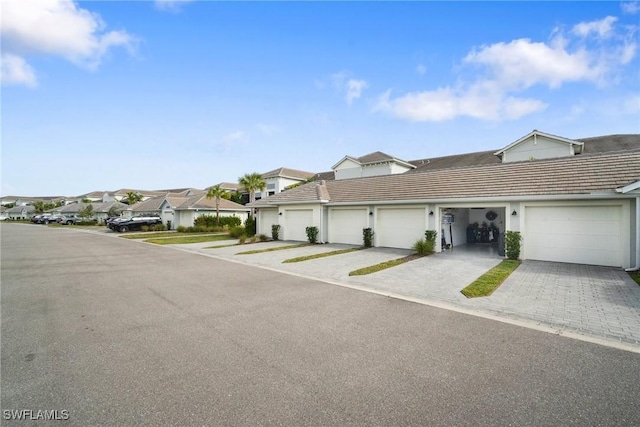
<box><xmin>170</xmin><ymin>240</ymin><xmax>640</xmax><ymax>350</ymax></box>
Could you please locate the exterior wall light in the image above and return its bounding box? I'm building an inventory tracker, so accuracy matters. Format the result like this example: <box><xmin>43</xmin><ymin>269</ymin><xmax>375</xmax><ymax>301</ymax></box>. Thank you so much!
<box><xmin>429</xmin><ymin>211</ymin><xmax>434</xmax><ymax>216</ymax></box>
<box><xmin>369</xmin><ymin>211</ymin><xmax>374</xmax><ymax>216</ymax></box>
<box><xmin>512</xmin><ymin>210</ymin><xmax>517</xmax><ymax>216</ymax></box>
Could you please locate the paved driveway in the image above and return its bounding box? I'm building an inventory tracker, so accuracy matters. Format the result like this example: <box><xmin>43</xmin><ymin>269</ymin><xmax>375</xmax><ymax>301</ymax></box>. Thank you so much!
<box><xmin>171</xmin><ymin>240</ymin><xmax>640</xmax><ymax>350</ymax></box>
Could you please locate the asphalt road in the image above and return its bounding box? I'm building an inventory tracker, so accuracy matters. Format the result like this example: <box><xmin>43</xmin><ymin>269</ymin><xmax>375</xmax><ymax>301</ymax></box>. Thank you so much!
<box><xmin>2</xmin><ymin>224</ymin><xmax>639</xmax><ymax>426</ymax></box>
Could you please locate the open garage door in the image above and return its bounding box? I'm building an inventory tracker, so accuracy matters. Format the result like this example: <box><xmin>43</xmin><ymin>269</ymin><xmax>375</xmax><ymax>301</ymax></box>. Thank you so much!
<box><xmin>328</xmin><ymin>208</ymin><xmax>368</xmax><ymax>245</ymax></box>
<box><xmin>284</xmin><ymin>209</ymin><xmax>313</xmax><ymax>242</ymax></box>
<box><xmin>524</xmin><ymin>205</ymin><xmax>622</xmax><ymax>267</ymax></box>
<box><xmin>376</xmin><ymin>208</ymin><xmax>426</xmax><ymax>249</ymax></box>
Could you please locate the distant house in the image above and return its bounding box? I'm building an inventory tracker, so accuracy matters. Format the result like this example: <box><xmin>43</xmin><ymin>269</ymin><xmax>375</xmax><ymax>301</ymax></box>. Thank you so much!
<box><xmin>173</xmin><ymin>194</ymin><xmax>250</xmax><ymax>228</ymax></box>
<box><xmin>49</xmin><ymin>201</ymin><xmax>128</xmax><ymax>224</ymax></box>
<box><xmin>126</xmin><ymin>195</ymin><xmax>191</xmax><ymax>229</ymax></box>
<box><xmin>251</xmin><ymin>131</ymin><xmax>640</xmax><ymax>269</ymax></box>
<box><xmin>6</xmin><ymin>205</ymin><xmax>35</xmax><ymax>220</ymax></box>
<box><xmin>254</xmin><ymin>167</ymin><xmax>316</xmax><ymax>200</ymax></box>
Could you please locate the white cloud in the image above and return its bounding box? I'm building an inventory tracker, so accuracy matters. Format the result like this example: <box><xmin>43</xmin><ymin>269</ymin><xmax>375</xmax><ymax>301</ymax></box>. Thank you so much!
<box><xmin>416</xmin><ymin>64</ymin><xmax>427</xmax><ymax>75</ymax></box>
<box><xmin>464</xmin><ymin>38</ymin><xmax>598</xmax><ymax>89</ymax></box>
<box><xmin>1</xmin><ymin>53</ymin><xmax>37</xmax><ymax>88</ymax></box>
<box><xmin>345</xmin><ymin>79</ymin><xmax>368</xmax><ymax>104</ymax></box>
<box><xmin>572</xmin><ymin>16</ymin><xmax>618</xmax><ymax>38</ymax></box>
<box><xmin>329</xmin><ymin>71</ymin><xmax>368</xmax><ymax>104</ymax></box>
<box><xmin>376</xmin><ymin>14</ymin><xmax>635</xmax><ymax>122</ymax></box>
<box><xmin>621</xmin><ymin>1</ymin><xmax>640</xmax><ymax>14</ymax></box>
<box><xmin>154</xmin><ymin>0</ymin><xmax>193</xmax><ymax>13</ymax></box>
<box><xmin>1</xmin><ymin>0</ymin><xmax>135</xmax><ymax>86</ymax></box>
<box><xmin>374</xmin><ymin>85</ymin><xmax>547</xmax><ymax>122</ymax></box>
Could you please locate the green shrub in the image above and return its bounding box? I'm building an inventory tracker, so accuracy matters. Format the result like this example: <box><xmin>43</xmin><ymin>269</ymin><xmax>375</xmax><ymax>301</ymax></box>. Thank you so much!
<box><xmin>230</xmin><ymin>226</ymin><xmax>246</xmax><ymax>238</ymax></box>
<box><xmin>305</xmin><ymin>226</ymin><xmax>319</xmax><ymax>244</ymax></box>
<box><xmin>271</xmin><ymin>224</ymin><xmax>281</xmax><ymax>241</ymax></box>
<box><xmin>244</xmin><ymin>216</ymin><xmax>256</xmax><ymax>236</ymax></box>
<box><xmin>141</xmin><ymin>225</ymin><xmax>150</xmax><ymax>232</ymax></box>
<box><xmin>238</xmin><ymin>234</ymin><xmax>247</xmax><ymax>244</ymax></box>
<box><xmin>186</xmin><ymin>226</ymin><xmax>196</xmax><ymax>233</ymax></box>
<box><xmin>258</xmin><ymin>234</ymin><xmax>269</xmax><ymax>242</ymax></box>
<box><xmin>153</xmin><ymin>223</ymin><xmax>166</xmax><ymax>231</ymax></box>
<box><xmin>413</xmin><ymin>239</ymin><xmax>431</xmax><ymax>255</ymax></box>
<box><xmin>220</xmin><ymin>216</ymin><xmax>242</xmax><ymax>228</ymax></box>
<box><xmin>363</xmin><ymin>228</ymin><xmax>374</xmax><ymax>248</ymax></box>
<box><xmin>194</xmin><ymin>215</ymin><xmax>216</xmax><ymax>228</ymax></box>
<box><xmin>194</xmin><ymin>215</ymin><xmax>241</xmax><ymax>229</ymax></box>
<box><xmin>505</xmin><ymin>231</ymin><xmax>522</xmax><ymax>260</ymax></box>
<box><xmin>177</xmin><ymin>225</ymin><xmax>187</xmax><ymax>233</ymax></box>
<box><xmin>424</xmin><ymin>230</ymin><xmax>438</xmax><ymax>253</ymax></box>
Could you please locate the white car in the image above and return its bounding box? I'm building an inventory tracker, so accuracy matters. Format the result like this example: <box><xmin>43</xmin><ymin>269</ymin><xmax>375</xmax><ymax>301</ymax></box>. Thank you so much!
<box><xmin>0</xmin><ymin>215</ymin><xmax>7</xmax><ymax>221</ymax></box>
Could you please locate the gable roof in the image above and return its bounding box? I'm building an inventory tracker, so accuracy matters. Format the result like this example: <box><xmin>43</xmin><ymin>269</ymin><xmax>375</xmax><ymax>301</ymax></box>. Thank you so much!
<box><xmin>331</xmin><ymin>151</ymin><xmax>416</xmax><ymax>170</ymax></box>
<box><xmin>52</xmin><ymin>201</ymin><xmax>128</xmax><ymax>214</ymax></box>
<box><xmin>407</xmin><ymin>133</ymin><xmax>640</xmax><ymax>174</ymax></box>
<box><xmin>175</xmin><ymin>194</ymin><xmax>250</xmax><ymax>211</ymax></box>
<box><xmin>494</xmin><ymin>130</ymin><xmax>584</xmax><ymax>157</ymax></box>
<box><xmin>213</xmin><ymin>182</ymin><xmax>242</xmax><ymax>191</ymax></box>
<box><xmin>261</xmin><ymin>167</ymin><xmax>315</xmax><ymax>180</ymax></box>
<box><xmin>251</xmin><ymin>149</ymin><xmax>640</xmax><ymax>206</ymax></box>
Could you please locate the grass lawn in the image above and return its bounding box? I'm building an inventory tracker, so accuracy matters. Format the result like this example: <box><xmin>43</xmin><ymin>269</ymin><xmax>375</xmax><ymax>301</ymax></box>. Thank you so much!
<box><xmin>236</xmin><ymin>243</ymin><xmax>309</xmax><ymax>255</ymax></box>
<box><xmin>120</xmin><ymin>232</ymin><xmax>221</xmax><ymax>240</ymax></box>
<box><xmin>629</xmin><ymin>271</ymin><xmax>640</xmax><ymax>286</ymax></box>
<box><xmin>145</xmin><ymin>234</ymin><xmax>233</xmax><ymax>245</ymax></box>
<box><xmin>283</xmin><ymin>247</ymin><xmax>364</xmax><ymax>263</ymax></box>
<box><xmin>460</xmin><ymin>259</ymin><xmax>522</xmax><ymax>298</ymax></box>
<box><xmin>348</xmin><ymin>254</ymin><xmax>423</xmax><ymax>276</ymax></box>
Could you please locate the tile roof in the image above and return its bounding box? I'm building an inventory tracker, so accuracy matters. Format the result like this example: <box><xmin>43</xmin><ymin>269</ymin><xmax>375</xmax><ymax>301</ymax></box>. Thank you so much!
<box><xmin>251</xmin><ymin>149</ymin><xmax>640</xmax><ymax>205</ymax></box>
<box><xmin>54</xmin><ymin>201</ymin><xmax>128</xmax><ymax>214</ymax></box>
<box><xmin>407</xmin><ymin>133</ymin><xmax>639</xmax><ymax>173</ymax></box>
<box><xmin>214</xmin><ymin>182</ymin><xmax>242</xmax><ymax>191</ymax></box>
<box><xmin>261</xmin><ymin>167</ymin><xmax>315</xmax><ymax>180</ymax></box>
<box><xmin>130</xmin><ymin>197</ymin><xmax>165</xmax><ymax>212</ymax></box>
<box><xmin>356</xmin><ymin>151</ymin><xmax>396</xmax><ymax>163</ymax></box>
<box><xmin>175</xmin><ymin>194</ymin><xmax>250</xmax><ymax>211</ymax></box>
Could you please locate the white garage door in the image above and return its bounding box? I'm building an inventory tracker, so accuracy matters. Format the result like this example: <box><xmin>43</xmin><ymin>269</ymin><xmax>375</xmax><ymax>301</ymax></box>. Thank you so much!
<box><xmin>376</xmin><ymin>208</ymin><xmax>426</xmax><ymax>249</ymax></box>
<box><xmin>284</xmin><ymin>209</ymin><xmax>313</xmax><ymax>242</ymax></box>
<box><xmin>525</xmin><ymin>205</ymin><xmax>622</xmax><ymax>267</ymax></box>
<box><xmin>329</xmin><ymin>208</ymin><xmax>369</xmax><ymax>245</ymax></box>
<box><xmin>259</xmin><ymin>209</ymin><xmax>279</xmax><ymax>235</ymax></box>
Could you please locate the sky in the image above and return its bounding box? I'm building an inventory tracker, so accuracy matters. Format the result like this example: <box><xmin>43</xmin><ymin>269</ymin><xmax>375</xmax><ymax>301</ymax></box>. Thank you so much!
<box><xmin>2</xmin><ymin>0</ymin><xmax>639</xmax><ymax>197</ymax></box>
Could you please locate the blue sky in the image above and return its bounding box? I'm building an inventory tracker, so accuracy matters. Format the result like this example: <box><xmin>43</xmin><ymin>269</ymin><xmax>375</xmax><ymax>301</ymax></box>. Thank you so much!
<box><xmin>2</xmin><ymin>1</ymin><xmax>639</xmax><ymax>197</ymax></box>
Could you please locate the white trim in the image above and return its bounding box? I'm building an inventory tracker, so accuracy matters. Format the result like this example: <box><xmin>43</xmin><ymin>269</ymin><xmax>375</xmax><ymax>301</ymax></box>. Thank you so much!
<box><xmin>494</xmin><ymin>130</ymin><xmax>584</xmax><ymax>156</ymax></box>
<box><xmin>617</xmin><ymin>180</ymin><xmax>640</xmax><ymax>194</ymax></box>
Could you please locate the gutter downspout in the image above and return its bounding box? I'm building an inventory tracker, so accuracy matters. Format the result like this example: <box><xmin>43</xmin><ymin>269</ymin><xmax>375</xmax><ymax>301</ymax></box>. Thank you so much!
<box><xmin>625</xmin><ymin>196</ymin><xmax>640</xmax><ymax>272</ymax></box>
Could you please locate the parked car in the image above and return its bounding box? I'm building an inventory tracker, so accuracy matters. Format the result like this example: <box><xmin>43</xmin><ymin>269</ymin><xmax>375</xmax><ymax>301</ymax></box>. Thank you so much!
<box><xmin>0</xmin><ymin>215</ymin><xmax>7</xmax><ymax>221</ymax></box>
<box><xmin>42</xmin><ymin>214</ymin><xmax>64</xmax><ymax>224</ymax></box>
<box><xmin>112</xmin><ymin>215</ymin><xmax>162</xmax><ymax>232</ymax></box>
<box><xmin>33</xmin><ymin>213</ymin><xmax>53</xmax><ymax>224</ymax></box>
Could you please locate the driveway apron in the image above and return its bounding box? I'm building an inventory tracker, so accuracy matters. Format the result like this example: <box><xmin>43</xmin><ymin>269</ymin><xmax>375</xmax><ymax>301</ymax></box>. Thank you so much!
<box><xmin>170</xmin><ymin>241</ymin><xmax>640</xmax><ymax>349</ymax></box>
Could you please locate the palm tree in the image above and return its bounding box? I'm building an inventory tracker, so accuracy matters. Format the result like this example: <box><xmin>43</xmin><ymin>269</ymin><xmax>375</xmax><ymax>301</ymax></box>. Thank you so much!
<box><xmin>125</xmin><ymin>191</ymin><xmax>143</xmax><ymax>205</ymax></box>
<box><xmin>205</xmin><ymin>185</ymin><xmax>228</xmax><ymax>226</ymax></box>
<box><xmin>238</xmin><ymin>172</ymin><xmax>266</xmax><ymax>214</ymax></box>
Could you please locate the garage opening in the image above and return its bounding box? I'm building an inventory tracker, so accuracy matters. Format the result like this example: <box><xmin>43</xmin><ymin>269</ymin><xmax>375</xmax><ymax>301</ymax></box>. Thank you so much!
<box><xmin>439</xmin><ymin>207</ymin><xmax>505</xmax><ymax>258</ymax></box>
